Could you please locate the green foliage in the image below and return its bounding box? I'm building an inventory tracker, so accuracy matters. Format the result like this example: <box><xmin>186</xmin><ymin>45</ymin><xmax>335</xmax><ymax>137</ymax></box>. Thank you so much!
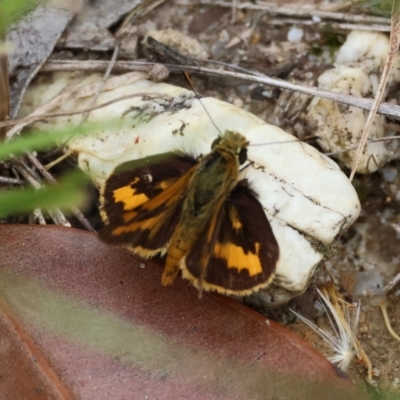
<box><xmin>351</xmin><ymin>0</ymin><xmax>393</xmax><ymax>17</ymax></box>
<box><xmin>0</xmin><ymin>171</ymin><xmax>88</xmax><ymax>218</ymax></box>
<box><xmin>0</xmin><ymin>124</ymin><xmax>95</xmax><ymax>216</ymax></box>
<box><xmin>0</xmin><ymin>0</ymin><xmax>40</xmax><ymax>30</ymax></box>
<box><xmin>0</xmin><ymin>118</ymin><xmax>102</xmax><ymax>216</ymax></box>
<box><xmin>0</xmin><ymin>99</ymin><xmax>128</xmax><ymax>219</ymax></box>
<box><xmin>0</xmin><ymin>129</ymin><xmax>73</xmax><ymax>161</ymax></box>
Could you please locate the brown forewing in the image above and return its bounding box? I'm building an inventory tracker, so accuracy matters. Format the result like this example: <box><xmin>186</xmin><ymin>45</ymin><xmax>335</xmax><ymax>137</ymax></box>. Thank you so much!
<box><xmin>99</xmin><ymin>153</ymin><xmax>196</xmax><ymax>252</ymax></box>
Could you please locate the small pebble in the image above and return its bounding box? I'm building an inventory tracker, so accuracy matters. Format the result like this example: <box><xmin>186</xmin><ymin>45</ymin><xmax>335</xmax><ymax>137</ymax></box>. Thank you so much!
<box><xmin>287</xmin><ymin>27</ymin><xmax>303</xmax><ymax>43</ymax></box>
<box><xmin>382</xmin><ymin>167</ymin><xmax>398</xmax><ymax>182</ymax></box>
<box><xmin>372</xmin><ymin>367</ymin><xmax>380</xmax><ymax>377</ymax></box>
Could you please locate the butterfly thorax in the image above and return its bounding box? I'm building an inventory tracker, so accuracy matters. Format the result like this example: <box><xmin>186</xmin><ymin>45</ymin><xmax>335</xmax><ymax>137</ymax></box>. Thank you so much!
<box><xmin>162</xmin><ymin>131</ymin><xmax>249</xmax><ymax>286</ymax></box>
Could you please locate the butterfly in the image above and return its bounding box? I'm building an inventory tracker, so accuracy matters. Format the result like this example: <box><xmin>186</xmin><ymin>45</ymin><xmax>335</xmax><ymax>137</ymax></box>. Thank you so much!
<box><xmin>98</xmin><ymin>130</ymin><xmax>279</xmax><ymax>296</ymax></box>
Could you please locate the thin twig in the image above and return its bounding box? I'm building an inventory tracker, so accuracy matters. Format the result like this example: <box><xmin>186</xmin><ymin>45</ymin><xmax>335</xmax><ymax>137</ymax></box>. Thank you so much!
<box><xmin>33</xmin><ymin>208</ymin><xmax>46</xmax><ymax>224</ymax></box>
<box><xmin>44</xmin><ymin>150</ymin><xmax>74</xmax><ymax>170</ymax></box>
<box><xmin>349</xmin><ymin>0</ymin><xmax>400</xmax><ymax>181</ymax></box>
<box><xmin>0</xmin><ymin>92</ymin><xmax>174</xmax><ymax>129</ymax></box>
<box><xmin>71</xmin><ymin>206</ymin><xmax>96</xmax><ymax>232</ymax></box>
<box><xmin>0</xmin><ymin>176</ymin><xmax>25</xmax><ymax>184</ymax></box>
<box><xmin>26</xmin><ymin>153</ymin><xmax>95</xmax><ymax>232</ymax></box>
<box><xmin>381</xmin><ymin>272</ymin><xmax>400</xmax><ymax>294</ymax></box>
<box><xmin>4</xmin><ymin>72</ymin><xmax>149</xmax><ymax>139</ymax></box>
<box><xmin>16</xmin><ymin>158</ymin><xmax>42</xmax><ymax>186</ymax></box>
<box><xmin>14</xmin><ymin>158</ymin><xmax>70</xmax><ymax>227</ymax></box>
<box><xmin>81</xmin><ymin>43</ymin><xmax>120</xmax><ymax>124</ymax></box>
<box><xmin>325</xmin><ymin>135</ymin><xmax>400</xmax><ymax>156</ymax></box>
<box><xmin>379</xmin><ymin>300</ymin><xmax>400</xmax><ymax>342</ymax></box>
<box><xmin>267</xmin><ymin>17</ymin><xmax>390</xmax><ymax>32</ymax></box>
<box><xmin>231</xmin><ymin>0</ymin><xmax>238</xmax><ymax>24</ymax></box>
<box><xmin>39</xmin><ymin>60</ymin><xmax>400</xmax><ymax>120</ymax></box>
<box><xmin>174</xmin><ymin>0</ymin><xmax>390</xmax><ymax>25</ymax></box>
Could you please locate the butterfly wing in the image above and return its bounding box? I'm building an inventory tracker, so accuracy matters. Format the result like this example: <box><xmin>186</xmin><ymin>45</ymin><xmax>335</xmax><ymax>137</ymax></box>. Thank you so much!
<box><xmin>99</xmin><ymin>153</ymin><xmax>196</xmax><ymax>257</ymax></box>
<box><xmin>181</xmin><ymin>181</ymin><xmax>279</xmax><ymax>296</ymax></box>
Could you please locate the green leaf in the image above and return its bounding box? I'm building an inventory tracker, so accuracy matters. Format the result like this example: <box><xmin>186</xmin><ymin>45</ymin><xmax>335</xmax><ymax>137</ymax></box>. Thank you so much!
<box><xmin>351</xmin><ymin>0</ymin><xmax>392</xmax><ymax>17</ymax></box>
<box><xmin>0</xmin><ymin>0</ymin><xmax>40</xmax><ymax>29</ymax></box>
<box><xmin>0</xmin><ymin>171</ymin><xmax>88</xmax><ymax>218</ymax></box>
<box><xmin>0</xmin><ymin>117</ymin><xmax>124</xmax><ymax>161</ymax></box>
<box><xmin>0</xmin><ymin>133</ymin><xmax>57</xmax><ymax>161</ymax></box>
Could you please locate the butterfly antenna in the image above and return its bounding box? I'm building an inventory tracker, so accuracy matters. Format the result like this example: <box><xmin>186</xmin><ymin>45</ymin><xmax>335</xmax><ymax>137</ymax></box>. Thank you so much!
<box><xmin>248</xmin><ymin>135</ymin><xmax>320</xmax><ymax>148</ymax></box>
<box><xmin>145</xmin><ymin>36</ymin><xmax>222</xmax><ymax>136</ymax></box>
<box><xmin>182</xmin><ymin>71</ymin><xmax>223</xmax><ymax>136</ymax></box>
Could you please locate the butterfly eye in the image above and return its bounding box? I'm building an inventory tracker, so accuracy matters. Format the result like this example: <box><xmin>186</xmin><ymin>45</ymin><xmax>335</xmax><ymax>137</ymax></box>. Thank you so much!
<box><xmin>238</xmin><ymin>147</ymin><xmax>247</xmax><ymax>165</ymax></box>
<box><xmin>211</xmin><ymin>137</ymin><xmax>222</xmax><ymax>149</ymax></box>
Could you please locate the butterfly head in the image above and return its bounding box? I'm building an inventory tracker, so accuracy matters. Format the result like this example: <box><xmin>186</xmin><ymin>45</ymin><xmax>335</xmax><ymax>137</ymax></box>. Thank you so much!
<box><xmin>211</xmin><ymin>131</ymin><xmax>249</xmax><ymax>165</ymax></box>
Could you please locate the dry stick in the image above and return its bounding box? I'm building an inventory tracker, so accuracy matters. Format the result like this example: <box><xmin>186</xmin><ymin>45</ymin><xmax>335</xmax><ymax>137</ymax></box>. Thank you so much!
<box><xmin>13</xmin><ymin>159</ymin><xmax>70</xmax><ymax>227</ymax></box>
<box><xmin>80</xmin><ymin>43</ymin><xmax>120</xmax><ymax>124</ymax></box>
<box><xmin>33</xmin><ymin>208</ymin><xmax>46</xmax><ymax>224</ymax></box>
<box><xmin>44</xmin><ymin>150</ymin><xmax>74</xmax><ymax>170</ymax></box>
<box><xmin>375</xmin><ymin>270</ymin><xmax>400</xmax><ymax>343</ymax></box>
<box><xmin>0</xmin><ymin>176</ymin><xmax>25</xmax><ymax>184</ymax></box>
<box><xmin>381</xmin><ymin>272</ymin><xmax>400</xmax><ymax>294</ymax></box>
<box><xmin>379</xmin><ymin>301</ymin><xmax>400</xmax><ymax>342</ymax></box>
<box><xmin>4</xmin><ymin>72</ymin><xmax>148</xmax><ymax>139</ymax></box>
<box><xmin>16</xmin><ymin>159</ymin><xmax>42</xmax><ymax>185</ymax></box>
<box><xmin>326</xmin><ymin>136</ymin><xmax>400</xmax><ymax>156</ymax></box>
<box><xmin>349</xmin><ymin>0</ymin><xmax>400</xmax><ymax>181</ymax></box>
<box><xmin>0</xmin><ymin>92</ymin><xmax>173</xmax><ymax>129</ymax></box>
<box><xmin>177</xmin><ymin>0</ymin><xmax>390</xmax><ymax>25</ymax></box>
<box><xmin>26</xmin><ymin>153</ymin><xmax>95</xmax><ymax>232</ymax></box>
<box><xmin>8</xmin><ymin>61</ymin><xmax>400</xmax><ymax>160</ymax></box>
<box><xmin>231</xmin><ymin>0</ymin><xmax>238</xmax><ymax>24</ymax></box>
<box><xmin>267</xmin><ymin>17</ymin><xmax>390</xmax><ymax>32</ymax></box>
<box><xmin>5</xmin><ymin>60</ymin><xmax>400</xmax><ymax>161</ymax></box>
<box><xmin>40</xmin><ymin>60</ymin><xmax>400</xmax><ymax>120</ymax></box>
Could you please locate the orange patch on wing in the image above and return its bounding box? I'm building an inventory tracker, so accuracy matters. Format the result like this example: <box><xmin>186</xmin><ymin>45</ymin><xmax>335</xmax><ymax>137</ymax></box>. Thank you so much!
<box><xmin>213</xmin><ymin>242</ymin><xmax>263</xmax><ymax>276</ymax></box>
<box><xmin>112</xmin><ymin>167</ymin><xmax>197</xmax><ymax>239</ymax></box>
<box><xmin>112</xmin><ymin>215</ymin><xmax>161</xmax><ymax>236</ymax></box>
<box><xmin>113</xmin><ymin>186</ymin><xmax>149</xmax><ymax>210</ymax></box>
<box><xmin>229</xmin><ymin>207</ymin><xmax>242</xmax><ymax>231</ymax></box>
<box><xmin>142</xmin><ymin>166</ymin><xmax>197</xmax><ymax>211</ymax></box>
<box><xmin>156</xmin><ymin>179</ymin><xmax>174</xmax><ymax>190</ymax></box>
<box><xmin>122</xmin><ymin>211</ymin><xmax>138</xmax><ymax>223</ymax></box>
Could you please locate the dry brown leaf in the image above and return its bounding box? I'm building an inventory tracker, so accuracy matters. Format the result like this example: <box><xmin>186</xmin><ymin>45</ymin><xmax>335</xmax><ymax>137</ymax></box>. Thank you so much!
<box><xmin>0</xmin><ymin>224</ymin><xmax>368</xmax><ymax>400</ymax></box>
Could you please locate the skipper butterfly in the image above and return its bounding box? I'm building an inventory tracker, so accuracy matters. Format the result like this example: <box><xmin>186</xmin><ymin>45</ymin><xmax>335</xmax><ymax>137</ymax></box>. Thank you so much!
<box><xmin>99</xmin><ymin>130</ymin><xmax>279</xmax><ymax>296</ymax></box>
